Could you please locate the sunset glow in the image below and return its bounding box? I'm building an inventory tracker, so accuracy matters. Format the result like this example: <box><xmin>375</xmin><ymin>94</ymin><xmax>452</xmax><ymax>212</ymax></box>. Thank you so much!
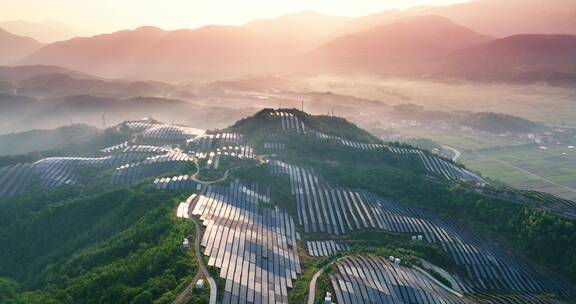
<box><xmin>0</xmin><ymin>0</ymin><xmax>471</xmax><ymax>33</ymax></box>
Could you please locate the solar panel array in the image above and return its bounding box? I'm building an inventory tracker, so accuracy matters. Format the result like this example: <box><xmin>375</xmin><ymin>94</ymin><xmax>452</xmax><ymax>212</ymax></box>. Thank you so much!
<box><xmin>414</xmin><ymin>150</ymin><xmax>486</xmax><ymax>185</ymax></box>
<box><xmin>191</xmin><ymin>180</ymin><xmax>301</xmax><ymax>304</ymax></box>
<box><xmin>269</xmin><ymin>159</ymin><xmax>573</xmax><ymax>300</ymax></box>
<box><xmin>501</xmin><ymin>187</ymin><xmax>576</xmax><ymax>218</ymax></box>
<box><xmin>330</xmin><ymin>256</ymin><xmax>465</xmax><ymax>304</ymax></box>
<box><xmin>263</xmin><ymin>143</ymin><xmax>286</xmax><ymax>150</ymax></box>
<box><xmin>471</xmin><ymin>292</ymin><xmax>567</xmax><ymax>304</ymax></box>
<box><xmin>309</xmin><ymin>130</ymin><xmax>486</xmax><ymax>185</ymax></box>
<box><xmin>125</xmin><ymin>122</ymin><xmax>205</xmax><ymax>141</ymax></box>
<box><xmin>311</xmin><ymin>131</ymin><xmax>386</xmax><ymax>150</ymax></box>
<box><xmin>306</xmin><ymin>240</ymin><xmax>349</xmax><ymax>257</ymax></box>
<box><xmin>270</xmin><ymin>111</ymin><xmax>306</xmax><ymax>134</ymax></box>
<box><xmin>0</xmin><ymin>149</ymin><xmax>169</xmax><ymax>198</ymax></box>
<box><xmin>122</xmin><ymin>145</ymin><xmax>171</xmax><ymax>154</ymax></box>
<box><xmin>110</xmin><ymin>150</ymin><xmax>194</xmax><ymax>184</ymax></box>
<box><xmin>101</xmin><ymin>141</ymin><xmax>128</xmax><ymax>153</ymax></box>
<box><xmin>188</xmin><ymin>133</ymin><xmax>244</xmax><ymax>151</ymax></box>
<box><xmin>154</xmin><ymin>175</ymin><xmax>200</xmax><ymax>190</ymax></box>
<box><xmin>0</xmin><ymin>163</ymin><xmax>35</xmax><ymax>198</ymax></box>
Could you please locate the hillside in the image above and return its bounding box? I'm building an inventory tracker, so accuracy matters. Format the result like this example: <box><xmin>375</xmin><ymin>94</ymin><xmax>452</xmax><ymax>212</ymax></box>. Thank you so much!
<box><xmin>440</xmin><ymin>34</ymin><xmax>576</xmax><ymax>82</ymax></box>
<box><xmin>0</xmin><ymin>111</ymin><xmax>574</xmax><ymax>304</ymax></box>
<box><xmin>0</xmin><ymin>65</ymin><xmax>86</xmax><ymax>83</ymax></box>
<box><xmin>0</xmin><ymin>94</ymin><xmax>39</xmax><ymax>130</ymax></box>
<box><xmin>462</xmin><ymin>112</ymin><xmax>539</xmax><ymax>134</ymax></box>
<box><xmin>0</xmin><ymin>91</ymin><xmax>254</xmax><ymax>133</ymax></box>
<box><xmin>21</xmin><ymin>23</ymin><xmax>325</xmax><ymax>76</ymax></box>
<box><xmin>0</xmin><ymin>185</ymin><xmax>197</xmax><ymax>304</ymax></box>
<box><xmin>333</xmin><ymin>0</ymin><xmax>576</xmax><ymax>38</ymax></box>
<box><xmin>0</xmin><ymin>124</ymin><xmax>101</xmax><ymax>156</ymax></box>
<box><xmin>0</xmin><ymin>20</ymin><xmax>82</xmax><ymax>43</ymax></box>
<box><xmin>386</xmin><ymin>104</ymin><xmax>457</xmax><ymax>126</ymax></box>
<box><xmin>229</xmin><ymin>108</ymin><xmax>378</xmax><ymax>143</ymax></box>
<box><xmin>243</xmin><ymin>11</ymin><xmax>352</xmax><ymax>52</ymax></box>
<box><xmin>313</xmin><ymin>15</ymin><xmax>492</xmax><ymax>73</ymax></box>
<box><xmin>0</xmin><ymin>28</ymin><xmax>43</xmax><ymax>65</ymax></box>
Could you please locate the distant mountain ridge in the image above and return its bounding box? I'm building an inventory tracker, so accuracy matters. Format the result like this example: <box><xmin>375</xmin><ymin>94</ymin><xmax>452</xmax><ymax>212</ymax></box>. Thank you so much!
<box><xmin>0</xmin><ymin>28</ymin><xmax>43</xmax><ymax>65</ymax></box>
<box><xmin>332</xmin><ymin>0</ymin><xmax>576</xmax><ymax>38</ymax></box>
<box><xmin>462</xmin><ymin>112</ymin><xmax>539</xmax><ymax>134</ymax></box>
<box><xmin>440</xmin><ymin>34</ymin><xmax>576</xmax><ymax>82</ymax></box>
<box><xmin>307</xmin><ymin>15</ymin><xmax>493</xmax><ymax>75</ymax></box>
<box><xmin>0</xmin><ymin>20</ymin><xmax>83</xmax><ymax>43</ymax></box>
<box><xmin>3</xmin><ymin>1</ymin><xmax>575</xmax><ymax>82</ymax></box>
<box><xmin>317</xmin><ymin>15</ymin><xmax>492</xmax><ymax>60</ymax></box>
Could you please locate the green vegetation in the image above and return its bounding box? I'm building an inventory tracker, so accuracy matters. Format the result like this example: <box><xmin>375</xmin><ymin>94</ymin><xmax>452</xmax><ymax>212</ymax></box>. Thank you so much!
<box><xmin>0</xmin><ymin>183</ymin><xmax>198</xmax><ymax>304</ymax></box>
<box><xmin>313</xmin><ymin>265</ymin><xmax>335</xmax><ymax>304</ymax></box>
<box><xmin>287</xmin><ymin>247</ymin><xmax>331</xmax><ymax>304</ymax></box>
<box><xmin>231</xmin><ymin>108</ymin><xmax>379</xmax><ymax>144</ymax></box>
<box><xmin>0</xmin><ymin>278</ymin><xmax>19</xmax><ymax>302</ymax></box>
<box><xmin>394</xmin><ymin>125</ymin><xmax>576</xmax><ymax>201</ymax></box>
<box><xmin>342</xmin><ymin>230</ymin><xmax>452</xmax><ymax>270</ymax></box>
<box><xmin>461</xmin><ymin>144</ymin><xmax>576</xmax><ymax>201</ymax></box>
<box><xmin>289</xmin><ymin>229</ymin><xmax>455</xmax><ymax>304</ymax></box>
<box><xmin>310</xmin><ymin>159</ymin><xmax>576</xmax><ymax>283</ymax></box>
<box><xmin>232</xmin><ymin>164</ymin><xmax>296</xmax><ymax>216</ymax></box>
<box><xmin>234</xmin><ymin>116</ymin><xmax>576</xmax><ymax>284</ymax></box>
<box><xmin>306</xmin><ymin>115</ymin><xmax>376</xmax><ymax>142</ymax></box>
<box><xmin>0</xmin><ymin>124</ymin><xmax>100</xmax><ymax>156</ymax></box>
<box><xmin>462</xmin><ymin>112</ymin><xmax>538</xmax><ymax>134</ymax></box>
<box><xmin>186</xmin><ymin>285</ymin><xmax>209</xmax><ymax>304</ymax></box>
<box><xmin>0</xmin><ymin>151</ymin><xmax>60</xmax><ymax>167</ymax></box>
<box><xmin>423</xmin><ymin>267</ymin><xmax>453</xmax><ymax>289</ymax></box>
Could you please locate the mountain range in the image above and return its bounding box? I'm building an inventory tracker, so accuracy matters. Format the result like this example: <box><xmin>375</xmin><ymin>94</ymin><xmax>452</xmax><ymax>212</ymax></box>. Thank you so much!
<box><xmin>0</xmin><ymin>20</ymin><xmax>83</xmax><ymax>43</ymax></box>
<box><xmin>1</xmin><ymin>0</ymin><xmax>576</xmax><ymax>83</ymax></box>
<box><xmin>0</xmin><ymin>28</ymin><xmax>43</xmax><ymax>65</ymax></box>
<box><xmin>440</xmin><ymin>34</ymin><xmax>576</xmax><ymax>82</ymax></box>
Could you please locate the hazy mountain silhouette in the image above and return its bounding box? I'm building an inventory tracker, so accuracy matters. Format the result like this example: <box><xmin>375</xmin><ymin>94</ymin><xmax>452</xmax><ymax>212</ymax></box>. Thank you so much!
<box><xmin>244</xmin><ymin>11</ymin><xmax>352</xmax><ymax>52</ymax></box>
<box><xmin>311</xmin><ymin>16</ymin><xmax>492</xmax><ymax>74</ymax></box>
<box><xmin>440</xmin><ymin>34</ymin><xmax>576</xmax><ymax>82</ymax></box>
<box><xmin>334</xmin><ymin>0</ymin><xmax>576</xmax><ymax>38</ymax></box>
<box><xmin>0</xmin><ymin>65</ymin><xmax>86</xmax><ymax>82</ymax></box>
<box><xmin>22</xmin><ymin>16</ymin><xmax>352</xmax><ymax>76</ymax></box>
<box><xmin>0</xmin><ymin>20</ymin><xmax>83</xmax><ymax>43</ymax></box>
<box><xmin>0</xmin><ymin>28</ymin><xmax>43</xmax><ymax>65</ymax></box>
<box><xmin>11</xmin><ymin>1</ymin><xmax>576</xmax><ymax>80</ymax></box>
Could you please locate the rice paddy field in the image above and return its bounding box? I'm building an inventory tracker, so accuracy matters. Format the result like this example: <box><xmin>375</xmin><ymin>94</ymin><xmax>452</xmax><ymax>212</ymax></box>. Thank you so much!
<box><xmin>398</xmin><ymin>128</ymin><xmax>576</xmax><ymax>201</ymax></box>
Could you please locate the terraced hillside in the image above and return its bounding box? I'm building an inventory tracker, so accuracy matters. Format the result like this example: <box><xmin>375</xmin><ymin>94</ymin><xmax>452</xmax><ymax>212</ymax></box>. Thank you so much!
<box><xmin>0</xmin><ymin>110</ymin><xmax>574</xmax><ymax>304</ymax></box>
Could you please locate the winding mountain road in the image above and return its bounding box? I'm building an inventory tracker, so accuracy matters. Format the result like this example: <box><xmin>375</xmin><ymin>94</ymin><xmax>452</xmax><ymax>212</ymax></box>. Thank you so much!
<box><xmin>308</xmin><ymin>267</ymin><xmax>325</xmax><ymax>304</ymax></box>
<box><xmin>172</xmin><ymin>190</ymin><xmax>217</xmax><ymax>304</ymax></box>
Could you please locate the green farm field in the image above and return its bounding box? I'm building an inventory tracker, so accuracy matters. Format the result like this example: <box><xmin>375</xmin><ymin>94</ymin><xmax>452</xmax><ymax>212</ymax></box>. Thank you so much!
<box><xmin>398</xmin><ymin>128</ymin><xmax>576</xmax><ymax>201</ymax></box>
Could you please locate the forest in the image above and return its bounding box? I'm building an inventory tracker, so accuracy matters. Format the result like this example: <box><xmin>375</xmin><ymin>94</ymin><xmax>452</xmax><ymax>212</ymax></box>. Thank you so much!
<box><xmin>0</xmin><ymin>183</ymin><xmax>197</xmax><ymax>304</ymax></box>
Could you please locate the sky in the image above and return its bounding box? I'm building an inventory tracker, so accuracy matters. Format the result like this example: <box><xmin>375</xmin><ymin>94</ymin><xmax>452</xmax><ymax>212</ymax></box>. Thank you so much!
<box><xmin>0</xmin><ymin>0</ymin><xmax>472</xmax><ymax>34</ymax></box>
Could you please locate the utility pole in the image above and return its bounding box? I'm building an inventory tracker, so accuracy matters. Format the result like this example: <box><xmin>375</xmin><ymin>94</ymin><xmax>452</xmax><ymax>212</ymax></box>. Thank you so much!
<box><xmin>102</xmin><ymin>114</ymin><xmax>107</xmax><ymax>129</ymax></box>
<box><xmin>301</xmin><ymin>100</ymin><xmax>304</xmax><ymax>112</ymax></box>
<box><xmin>331</xmin><ymin>106</ymin><xmax>335</xmax><ymax>117</ymax></box>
